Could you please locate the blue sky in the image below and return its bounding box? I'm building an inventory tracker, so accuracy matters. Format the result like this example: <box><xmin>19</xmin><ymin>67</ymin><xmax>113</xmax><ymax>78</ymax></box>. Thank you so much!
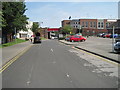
<box><xmin>25</xmin><ymin>2</ymin><xmax>118</xmax><ymax>28</ymax></box>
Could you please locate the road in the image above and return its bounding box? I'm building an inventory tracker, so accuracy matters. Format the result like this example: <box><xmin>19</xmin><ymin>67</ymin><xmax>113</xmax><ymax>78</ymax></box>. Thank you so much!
<box><xmin>2</xmin><ymin>40</ymin><xmax>119</xmax><ymax>88</ymax></box>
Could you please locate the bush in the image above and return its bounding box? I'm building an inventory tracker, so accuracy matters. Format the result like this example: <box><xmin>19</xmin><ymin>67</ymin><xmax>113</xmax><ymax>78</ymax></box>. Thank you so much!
<box><xmin>58</xmin><ymin>37</ymin><xmax>65</xmax><ymax>40</ymax></box>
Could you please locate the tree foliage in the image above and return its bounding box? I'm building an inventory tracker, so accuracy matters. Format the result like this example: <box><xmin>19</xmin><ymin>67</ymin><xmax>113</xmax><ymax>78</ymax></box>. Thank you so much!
<box><xmin>62</xmin><ymin>25</ymin><xmax>73</xmax><ymax>34</ymax></box>
<box><xmin>32</xmin><ymin>22</ymin><xmax>39</xmax><ymax>33</ymax></box>
<box><xmin>2</xmin><ymin>2</ymin><xmax>28</xmax><ymax>35</ymax></box>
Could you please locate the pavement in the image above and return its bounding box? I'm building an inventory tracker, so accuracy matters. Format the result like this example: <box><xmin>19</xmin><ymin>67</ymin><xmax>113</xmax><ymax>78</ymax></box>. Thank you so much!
<box><xmin>2</xmin><ymin>41</ymin><xmax>33</xmax><ymax>67</ymax></box>
<box><xmin>59</xmin><ymin>37</ymin><xmax>119</xmax><ymax>63</ymax></box>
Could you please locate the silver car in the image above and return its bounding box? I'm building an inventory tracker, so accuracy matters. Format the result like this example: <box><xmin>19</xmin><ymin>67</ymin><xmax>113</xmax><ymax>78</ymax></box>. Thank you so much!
<box><xmin>114</xmin><ymin>42</ymin><xmax>120</xmax><ymax>53</ymax></box>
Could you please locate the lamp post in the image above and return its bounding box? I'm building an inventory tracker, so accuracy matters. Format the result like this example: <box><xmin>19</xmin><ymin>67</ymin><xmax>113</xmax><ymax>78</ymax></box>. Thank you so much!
<box><xmin>107</xmin><ymin>19</ymin><xmax>117</xmax><ymax>52</ymax></box>
<box><xmin>78</xmin><ymin>25</ymin><xmax>82</xmax><ymax>35</ymax></box>
<box><xmin>112</xmin><ymin>26</ymin><xmax>115</xmax><ymax>52</ymax></box>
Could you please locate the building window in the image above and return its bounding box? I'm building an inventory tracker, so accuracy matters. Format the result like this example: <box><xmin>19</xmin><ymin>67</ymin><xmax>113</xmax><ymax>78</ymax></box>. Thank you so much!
<box><xmin>94</xmin><ymin>22</ymin><xmax>96</xmax><ymax>27</ymax></box>
<box><xmin>76</xmin><ymin>22</ymin><xmax>78</xmax><ymax>24</ymax></box>
<box><xmin>90</xmin><ymin>22</ymin><xmax>92</xmax><ymax>27</ymax></box>
<box><xmin>79</xmin><ymin>22</ymin><xmax>80</xmax><ymax>24</ymax></box>
<box><xmin>86</xmin><ymin>22</ymin><xmax>88</xmax><ymax>27</ymax></box>
<box><xmin>106</xmin><ymin>23</ymin><xmax>108</xmax><ymax>28</ymax></box>
<box><xmin>98</xmin><ymin>22</ymin><xmax>100</xmax><ymax>28</ymax></box>
<box><xmin>101</xmin><ymin>22</ymin><xmax>104</xmax><ymax>28</ymax></box>
<box><xmin>82</xmin><ymin>22</ymin><xmax>84</xmax><ymax>27</ymax></box>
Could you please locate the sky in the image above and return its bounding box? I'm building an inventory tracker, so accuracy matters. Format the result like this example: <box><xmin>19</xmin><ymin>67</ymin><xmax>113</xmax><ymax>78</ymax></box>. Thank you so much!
<box><xmin>24</xmin><ymin>2</ymin><xmax>119</xmax><ymax>28</ymax></box>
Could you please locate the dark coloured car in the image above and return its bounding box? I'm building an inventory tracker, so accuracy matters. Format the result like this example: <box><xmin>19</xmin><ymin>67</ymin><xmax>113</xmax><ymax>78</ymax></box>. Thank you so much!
<box><xmin>114</xmin><ymin>42</ymin><xmax>120</xmax><ymax>53</ymax></box>
<box><xmin>97</xmin><ymin>33</ymin><xmax>103</xmax><ymax>37</ymax></box>
<box><xmin>115</xmin><ymin>35</ymin><xmax>120</xmax><ymax>43</ymax></box>
<box><xmin>110</xmin><ymin>34</ymin><xmax>118</xmax><ymax>38</ymax></box>
<box><xmin>33</xmin><ymin>36</ymin><xmax>41</xmax><ymax>43</ymax></box>
<box><xmin>65</xmin><ymin>36</ymin><xmax>74</xmax><ymax>41</ymax></box>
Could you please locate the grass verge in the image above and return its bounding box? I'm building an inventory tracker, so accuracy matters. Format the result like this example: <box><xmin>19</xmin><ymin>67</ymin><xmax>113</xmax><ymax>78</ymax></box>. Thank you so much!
<box><xmin>0</xmin><ymin>39</ymin><xmax>26</xmax><ymax>48</ymax></box>
<box><xmin>41</xmin><ymin>37</ymin><xmax>47</xmax><ymax>40</ymax></box>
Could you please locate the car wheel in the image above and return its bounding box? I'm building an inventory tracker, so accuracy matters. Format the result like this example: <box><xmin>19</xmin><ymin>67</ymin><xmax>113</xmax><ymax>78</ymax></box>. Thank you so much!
<box><xmin>81</xmin><ymin>39</ymin><xmax>85</xmax><ymax>42</ymax></box>
<box><xmin>71</xmin><ymin>40</ymin><xmax>74</xmax><ymax>42</ymax></box>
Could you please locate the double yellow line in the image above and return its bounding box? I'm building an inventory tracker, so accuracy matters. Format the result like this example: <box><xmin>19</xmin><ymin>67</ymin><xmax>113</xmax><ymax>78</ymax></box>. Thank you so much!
<box><xmin>0</xmin><ymin>45</ymin><xmax>33</xmax><ymax>73</ymax></box>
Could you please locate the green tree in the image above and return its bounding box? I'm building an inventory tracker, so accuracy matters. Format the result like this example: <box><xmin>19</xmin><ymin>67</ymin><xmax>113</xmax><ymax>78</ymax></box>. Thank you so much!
<box><xmin>32</xmin><ymin>22</ymin><xmax>39</xmax><ymax>33</ymax></box>
<box><xmin>2</xmin><ymin>2</ymin><xmax>28</xmax><ymax>43</ymax></box>
<box><xmin>0</xmin><ymin>11</ymin><xmax>6</xmax><ymax>27</ymax></box>
<box><xmin>62</xmin><ymin>25</ymin><xmax>73</xmax><ymax>35</ymax></box>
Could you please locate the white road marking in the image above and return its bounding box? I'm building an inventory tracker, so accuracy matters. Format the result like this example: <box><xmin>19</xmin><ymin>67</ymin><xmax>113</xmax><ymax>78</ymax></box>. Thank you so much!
<box><xmin>27</xmin><ymin>81</ymin><xmax>31</xmax><ymax>85</ymax></box>
<box><xmin>51</xmin><ymin>48</ymin><xmax>53</xmax><ymax>52</ymax></box>
<box><xmin>66</xmin><ymin>73</ymin><xmax>70</xmax><ymax>78</ymax></box>
<box><xmin>26</xmin><ymin>65</ymin><xmax>34</xmax><ymax>86</ymax></box>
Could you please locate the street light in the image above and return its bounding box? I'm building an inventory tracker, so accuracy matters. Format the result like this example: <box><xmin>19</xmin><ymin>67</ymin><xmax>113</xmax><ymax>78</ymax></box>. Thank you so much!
<box><xmin>78</xmin><ymin>25</ymin><xmax>81</xmax><ymax>34</ymax></box>
<box><xmin>107</xmin><ymin>19</ymin><xmax>117</xmax><ymax>52</ymax></box>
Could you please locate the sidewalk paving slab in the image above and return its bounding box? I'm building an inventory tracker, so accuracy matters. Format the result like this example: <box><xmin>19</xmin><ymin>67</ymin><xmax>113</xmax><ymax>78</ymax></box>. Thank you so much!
<box><xmin>59</xmin><ymin>39</ymin><xmax>119</xmax><ymax>63</ymax></box>
<box><xmin>2</xmin><ymin>41</ymin><xmax>33</xmax><ymax>66</ymax></box>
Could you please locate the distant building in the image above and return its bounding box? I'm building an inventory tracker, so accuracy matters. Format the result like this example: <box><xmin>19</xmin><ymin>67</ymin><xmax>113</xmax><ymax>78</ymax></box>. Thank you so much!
<box><xmin>70</xmin><ymin>19</ymin><xmax>80</xmax><ymax>29</ymax></box>
<box><xmin>61</xmin><ymin>19</ymin><xmax>115</xmax><ymax>36</ymax></box>
<box><xmin>38</xmin><ymin>28</ymin><xmax>60</xmax><ymax>39</ymax></box>
<box><xmin>17</xmin><ymin>21</ymin><xmax>33</xmax><ymax>39</ymax></box>
<box><xmin>61</xmin><ymin>20</ymin><xmax>71</xmax><ymax>27</ymax></box>
<box><xmin>107</xmin><ymin>19</ymin><xmax>120</xmax><ymax>34</ymax></box>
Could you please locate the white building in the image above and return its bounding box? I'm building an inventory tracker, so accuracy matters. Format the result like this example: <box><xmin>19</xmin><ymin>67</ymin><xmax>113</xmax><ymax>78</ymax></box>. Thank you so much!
<box><xmin>17</xmin><ymin>21</ymin><xmax>33</xmax><ymax>39</ymax></box>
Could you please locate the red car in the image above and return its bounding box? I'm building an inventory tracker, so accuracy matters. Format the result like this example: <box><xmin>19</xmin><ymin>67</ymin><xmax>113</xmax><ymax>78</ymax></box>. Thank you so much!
<box><xmin>70</xmin><ymin>35</ymin><xmax>86</xmax><ymax>42</ymax></box>
<box><xmin>105</xmin><ymin>34</ymin><xmax>111</xmax><ymax>38</ymax></box>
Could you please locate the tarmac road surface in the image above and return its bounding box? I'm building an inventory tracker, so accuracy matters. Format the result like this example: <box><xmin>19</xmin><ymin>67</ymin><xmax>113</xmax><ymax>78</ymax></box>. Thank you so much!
<box><xmin>2</xmin><ymin>40</ymin><xmax>118</xmax><ymax>88</ymax></box>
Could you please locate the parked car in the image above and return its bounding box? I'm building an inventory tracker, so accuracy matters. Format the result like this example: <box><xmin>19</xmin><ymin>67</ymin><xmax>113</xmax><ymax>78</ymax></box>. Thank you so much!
<box><xmin>97</xmin><ymin>33</ymin><xmax>103</xmax><ymax>37</ymax></box>
<box><xmin>51</xmin><ymin>36</ymin><xmax>58</xmax><ymax>39</ymax></box>
<box><xmin>65</xmin><ymin>36</ymin><xmax>74</xmax><ymax>41</ymax></box>
<box><xmin>102</xmin><ymin>34</ymin><xmax>107</xmax><ymax>38</ymax></box>
<box><xmin>70</xmin><ymin>35</ymin><xmax>86</xmax><ymax>42</ymax></box>
<box><xmin>104</xmin><ymin>34</ymin><xmax>111</xmax><ymax>38</ymax></box>
<box><xmin>101</xmin><ymin>33</ymin><xmax>107</xmax><ymax>38</ymax></box>
<box><xmin>114</xmin><ymin>42</ymin><xmax>120</xmax><ymax>53</ymax></box>
<box><xmin>110</xmin><ymin>34</ymin><xmax>118</xmax><ymax>38</ymax></box>
<box><xmin>115</xmin><ymin>35</ymin><xmax>120</xmax><ymax>43</ymax></box>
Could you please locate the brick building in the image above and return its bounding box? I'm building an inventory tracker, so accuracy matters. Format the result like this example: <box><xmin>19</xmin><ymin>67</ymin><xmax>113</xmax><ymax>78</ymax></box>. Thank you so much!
<box><xmin>38</xmin><ymin>28</ymin><xmax>48</xmax><ymax>39</ymax></box>
<box><xmin>62</xmin><ymin>20</ymin><xmax>71</xmax><ymax>27</ymax></box>
<box><xmin>107</xmin><ymin>19</ymin><xmax>120</xmax><ymax>34</ymax></box>
<box><xmin>38</xmin><ymin>28</ymin><xmax>60</xmax><ymax>39</ymax></box>
<box><xmin>62</xmin><ymin>19</ymin><xmax>115</xmax><ymax>36</ymax></box>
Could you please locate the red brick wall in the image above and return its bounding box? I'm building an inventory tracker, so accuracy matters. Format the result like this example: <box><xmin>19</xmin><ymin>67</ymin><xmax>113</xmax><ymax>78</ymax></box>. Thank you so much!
<box><xmin>62</xmin><ymin>20</ymin><xmax>71</xmax><ymax>27</ymax></box>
